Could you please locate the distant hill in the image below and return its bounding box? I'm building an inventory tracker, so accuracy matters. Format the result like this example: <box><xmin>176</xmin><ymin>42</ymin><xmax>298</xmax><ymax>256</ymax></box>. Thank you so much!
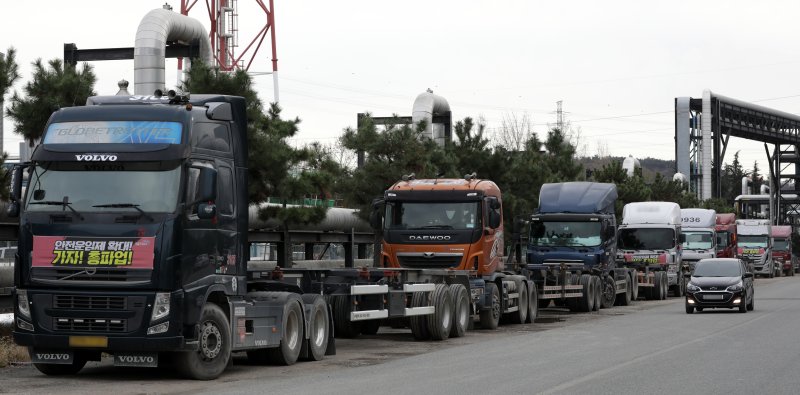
<box><xmin>581</xmin><ymin>156</ymin><xmax>675</xmax><ymax>181</ymax></box>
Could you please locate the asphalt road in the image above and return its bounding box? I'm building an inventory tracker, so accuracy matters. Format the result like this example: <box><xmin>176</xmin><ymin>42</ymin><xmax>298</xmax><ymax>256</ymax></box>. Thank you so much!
<box><xmin>2</xmin><ymin>276</ymin><xmax>799</xmax><ymax>395</ymax></box>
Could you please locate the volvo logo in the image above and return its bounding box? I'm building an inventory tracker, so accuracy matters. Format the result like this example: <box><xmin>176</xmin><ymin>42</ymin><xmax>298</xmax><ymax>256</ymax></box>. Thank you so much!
<box><xmin>76</xmin><ymin>154</ymin><xmax>118</xmax><ymax>162</ymax></box>
<box><xmin>409</xmin><ymin>235</ymin><xmax>451</xmax><ymax>241</ymax></box>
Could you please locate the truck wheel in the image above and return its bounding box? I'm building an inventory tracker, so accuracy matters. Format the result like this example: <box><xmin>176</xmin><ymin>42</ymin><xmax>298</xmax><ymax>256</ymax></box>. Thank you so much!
<box><xmin>266</xmin><ymin>299</ymin><xmax>304</xmax><ymax>365</ymax></box>
<box><xmin>600</xmin><ymin>275</ymin><xmax>616</xmax><ymax>309</ymax></box>
<box><xmin>579</xmin><ymin>274</ymin><xmax>594</xmax><ymax>312</ymax></box>
<box><xmin>653</xmin><ymin>272</ymin><xmax>663</xmax><ymax>300</ymax></box>
<box><xmin>332</xmin><ymin>295</ymin><xmax>362</xmax><ymax>338</ymax></box>
<box><xmin>662</xmin><ymin>272</ymin><xmax>669</xmax><ymax>299</ymax></box>
<box><xmin>177</xmin><ymin>303</ymin><xmax>231</xmax><ymax>380</ymax></box>
<box><xmin>526</xmin><ymin>282</ymin><xmax>538</xmax><ymax>323</ymax></box>
<box><xmin>448</xmin><ymin>284</ymin><xmax>470</xmax><ymax>338</ymax></box>
<box><xmin>427</xmin><ymin>284</ymin><xmax>453</xmax><ymax>340</ymax></box>
<box><xmin>509</xmin><ymin>281</ymin><xmax>529</xmax><ymax>324</ymax></box>
<box><xmin>410</xmin><ymin>290</ymin><xmax>431</xmax><ymax>340</ymax></box>
<box><xmin>615</xmin><ymin>275</ymin><xmax>631</xmax><ymax>306</ymax></box>
<box><xmin>565</xmin><ymin>274</ymin><xmax>581</xmax><ymax>312</ymax></box>
<box><xmin>300</xmin><ymin>294</ymin><xmax>329</xmax><ymax>361</ymax></box>
<box><xmin>591</xmin><ymin>276</ymin><xmax>601</xmax><ymax>311</ymax></box>
<box><xmin>630</xmin><ymin>271</ymin><xmax>639</xmax><ymax>301</ymax></box>
<box><xmin>479</xmin><ymin>282</ymin><xmax>501</xmax><ymax>330</ymax></box>
<box><xmin>32</xmin><ymin>353</ymin><xmax>87</xmax><ymax>376</ymax></box>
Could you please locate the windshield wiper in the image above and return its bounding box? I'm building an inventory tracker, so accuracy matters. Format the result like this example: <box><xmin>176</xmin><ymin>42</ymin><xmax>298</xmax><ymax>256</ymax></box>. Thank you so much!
<box><xmin>93</xmin><ymin>203</ymin><xmax>154</xmax><ymax>222</ymax></box>
<box><xmin>29</xmin><ymin>197</ymin><xmax>84</xmax><ymax>220</ymax></box>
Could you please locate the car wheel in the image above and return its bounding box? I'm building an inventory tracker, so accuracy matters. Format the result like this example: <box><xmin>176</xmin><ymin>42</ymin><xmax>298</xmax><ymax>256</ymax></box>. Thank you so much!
<box><xmin>738</xmin><ymin>293</ymin><xmax>747</xmax><ymax>313</ymax></box>
<box><xmin>696</xmin><ymin>307</ymin><xmax>703</xmax><ymax>312</ymax></box>
<box><xmin>685</xmin><ymin>303</ymin><xmax>693</xmax><ymax>314</ymax></box>
<box><xmin>747</xmin><ymin>293</ymin><xmax>754</xmax><ymax>311</ymax></box>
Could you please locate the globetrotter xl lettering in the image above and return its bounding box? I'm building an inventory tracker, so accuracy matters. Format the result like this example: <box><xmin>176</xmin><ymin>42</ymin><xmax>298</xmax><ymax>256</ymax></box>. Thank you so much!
<box><xmin>31</xmin><ymin>236</ymin><xmax>156</xmax><ymax>269</ymax></box>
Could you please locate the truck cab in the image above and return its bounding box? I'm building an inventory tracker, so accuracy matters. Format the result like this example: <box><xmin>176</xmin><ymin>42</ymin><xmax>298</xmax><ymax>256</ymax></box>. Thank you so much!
<box><xmin>715</xmin><ymin>213</ymin><xmax>737</xmax><ymax>258</ymax></box>
<box><xmin>680</xmin><ymin>208</ymin><xmax>717</xmax><ymax>270</ymax></box>
<box><xmin>771</xmin><ymin>225</ymin><xmax>793</xmax><ymax>276</ymax></box>
<box><xmin>736</xmin><ymin>219</ymin><xmax>773</xmax><ymax>277</ymax></box>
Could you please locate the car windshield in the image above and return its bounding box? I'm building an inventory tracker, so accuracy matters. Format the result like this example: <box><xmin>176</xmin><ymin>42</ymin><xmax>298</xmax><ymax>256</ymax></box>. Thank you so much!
<box><xmin>618</xmin><ymin>228</ymin><xmax>675</xmax><ymax>250</ymax></box>
<box><xmin>25</xmin><ymin>163</ymin><xmax>182</xmax><ymax>213</ymax></box>
<box><xmin>385</xmin><ymin>201</ymin><xmax>481</xmax><ymax>230</ymax></box>
<box><xmin>682</xmin><ymin>231</ymin><xmax>713</xmax><ymax>250</ymax></box>
<box><xmin>738</xmin><ymin>235</ymin><xmax>768</xmax><ymax>248</ymax></box>
<box><xmin>773</xmin><ymin>238</ymin><xmax>789</xmax><ymax>251</ymax></box>
<box><xmin>530</xmin><ymin>221</ymin><xmax>601</xmax><ymax>247</ymax></box>
<box><xmin>692</xmin><ymin>260</ymin><xmax>742</xmax><ymax>277</ymax></box>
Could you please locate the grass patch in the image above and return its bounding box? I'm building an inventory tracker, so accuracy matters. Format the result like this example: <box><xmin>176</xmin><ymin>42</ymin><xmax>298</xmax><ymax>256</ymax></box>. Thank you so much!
<box><xmin>0</xmin><ymin>336</ymin><xmax>29</xmax><ymax>367</ymax></box>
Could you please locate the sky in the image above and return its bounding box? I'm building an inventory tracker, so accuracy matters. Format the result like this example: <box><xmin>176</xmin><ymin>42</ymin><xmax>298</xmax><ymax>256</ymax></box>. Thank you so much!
<box><xmin>4</xmin><ymin>0</ymin><xmax>800</xmax><ymax>174</ymax></box>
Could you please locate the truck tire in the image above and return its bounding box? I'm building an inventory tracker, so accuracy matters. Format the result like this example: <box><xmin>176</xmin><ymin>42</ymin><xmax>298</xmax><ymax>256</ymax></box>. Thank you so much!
<box><xmin>177</xmin><ymin>303</ymin><xmax>231</xmax><ymax>380</ymax></box>
<box><xmin>449</xmin><ymin>284</ymin><xmax>470</xmax><ymax>338</ymax></box>
<box><xmin>615</xmin><ymin>275</ymin><xmax>632</xmax><ymax>306</ymax></box>
<box><xmin>300</xmin><ymin>294</ymin><xmax>329</xmax><ymax>361</ymax></box>
<box><xmin>673</xmin><ymin>271</ymin><xmax>685</xmax><ymax>297</ymax></box>
<box><xmin>630</xmin><ymin>271</ymin><xmax>639</xmax><ymax>301</ymax></box>
<box><xmin>653</xmin><ymin>272</ymin><xmax>665</xmax><ymax>300</ymax></box>
<box><xmin>427</xmin><ymin>284</ymin><xmax>453</xmax><ymax>340</ymax></box>
<box><xmin>32</xmin><ymin>353</ymin><xmax>87</xmax><ymax>376</ymax></box>
<box><xmin>526</xmin><ymin>282</ymin><xmax>538</xmax><ymax>323</ymax></box>
<box><xmin>410</xmin><ymin>290</ymin><xmax>431</xmax><ymax>340</ymax></box>
<box><xmin>265</xmin><ymin>299</ymin><xmax>304</xmax><ymax>365</ymax></box>
<box><xmin>479</xmin><ymin>282</ymin><xmax>501</xmax><ymax>330</ymax></box>
<box><xmin>578</xmin><ymin>274</ymin><xmax>594</xmax><ymax>312</ymax></box>
<box><xmin>509</xmin><ymin>281</ymin><xmax>529</xmax><ymax>324</ymax></box>
<box><xmin>591</xmin><ymin>276</ymin><xmax>601</xmax><ymax>311</ymax></box>
<box><xmin>332</xmin><ymin>295</ymin><xmax>362</xmax><ymax>338</ymax></box>
<box><xmin>599</xmin><ymin>275</ymin><xmax>616</xmax><ymax>309</ymax></box>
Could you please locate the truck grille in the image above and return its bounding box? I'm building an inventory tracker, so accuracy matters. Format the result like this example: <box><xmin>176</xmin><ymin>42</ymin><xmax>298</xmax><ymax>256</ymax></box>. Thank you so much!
<box><xmin>32</xmin><ymin>267</ymin><xmax>151</xmax><ymax>283</ymax></box>
<box><xmin>397</xmin><ymin>253</ymin><xmax>463</xmax><ymax>268</ymax></box>
<box><xmin>54</xmin><ymin>295</ymin><xmax>126</xmax><ymax>310</ymax></box>
<box><xmin>54</xmin><ymin>317</ymin><xmax>127</xmax><ymax>332</ymax></box>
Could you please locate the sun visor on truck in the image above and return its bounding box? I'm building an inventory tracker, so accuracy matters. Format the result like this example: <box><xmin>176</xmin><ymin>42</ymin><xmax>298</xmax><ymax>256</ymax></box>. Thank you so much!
<box><xmin>538</xmin><ymin>182</ymin><xmax>617</xmax><ymax>214</ymax></box>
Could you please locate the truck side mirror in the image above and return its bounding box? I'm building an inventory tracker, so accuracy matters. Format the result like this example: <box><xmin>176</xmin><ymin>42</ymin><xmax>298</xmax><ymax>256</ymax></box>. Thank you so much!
<box><xmin>7</xmin><ymin>165</ymin><xmax>27</xmax><ymax>218</ymax></box>
<box><xmin>194</xmin><ymin>167</ymin><xmax>218</xmax><ymax>204</ymax></box>
<box><xmin>679</xmin><ymin>233</ymin><xmax>686</xmax><ymax>243</ymax></box>
<box><xmin>489</xmin><ymin>209</ymin><xmax>502</xmax><ymax>229</ymax></box>
<box><xmin>369</xmin><ymin>199</ymin><xmax>384</xmax><ymax>230</ymax></box>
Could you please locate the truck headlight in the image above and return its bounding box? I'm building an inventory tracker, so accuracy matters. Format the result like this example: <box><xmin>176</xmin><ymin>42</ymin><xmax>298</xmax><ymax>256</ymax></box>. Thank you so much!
<box><xmin>16</xmin><ymin>289</ymin><xmax>31</xmax><ymax>320</ymax></box>
<box><xmin>151</xmin><ymin>292</ymin><xmax>171</xmax><ymax>322</ymax></box>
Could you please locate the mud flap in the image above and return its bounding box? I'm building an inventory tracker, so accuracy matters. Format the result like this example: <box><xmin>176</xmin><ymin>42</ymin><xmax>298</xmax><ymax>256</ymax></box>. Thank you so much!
<box><xmin>325</xmin><ymin>300</ymin><xmax>336</xmax><ymax>356</ymax></box>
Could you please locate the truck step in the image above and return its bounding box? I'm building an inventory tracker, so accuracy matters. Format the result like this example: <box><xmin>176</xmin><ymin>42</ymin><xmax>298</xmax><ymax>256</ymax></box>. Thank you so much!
<box><xmin>404</xmin><ymin>306</ymin><xmax>435</xmax><ymax>316</ymax></box>
<box><xmin>350</xmin><ymin>309</ymin><xmax>389</xmax><ymax>321</ymax></box>
<box><xmin>350</xmin><ymin>284</ymin><xmax>389</xmax><ymax>295</ymax></box>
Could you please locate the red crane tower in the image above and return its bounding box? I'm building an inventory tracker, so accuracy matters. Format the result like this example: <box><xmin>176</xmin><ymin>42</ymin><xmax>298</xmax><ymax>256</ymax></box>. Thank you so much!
<box><xmin>179</xmin><ymin>0</ymin><xmax>279</xmax><ymax>101</ymax></box>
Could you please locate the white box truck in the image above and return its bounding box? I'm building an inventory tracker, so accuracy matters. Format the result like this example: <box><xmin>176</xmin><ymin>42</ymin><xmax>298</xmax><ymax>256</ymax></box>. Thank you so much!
<box><xmin>617</xmin><ymin>202</ymin><xmax>684</xmax><ymax>299</ymax></box>
<box><xmin>681</xmin><ymin>208</ymin><xmax>717</xmax><ymax>270</ymax></box>
<box><xmin>736</xmin><ymin>219</ymin><xmax>773</xmax><ymax>277</ymax></box>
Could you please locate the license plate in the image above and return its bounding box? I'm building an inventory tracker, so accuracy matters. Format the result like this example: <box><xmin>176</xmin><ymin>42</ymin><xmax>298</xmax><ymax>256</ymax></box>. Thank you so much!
<box><xmin>703</xmin><ymin>294</ymin><xmax>724</xmax><ymax>300</ymax></box>
<box><xmin>69</xmin><ymin>336</ymin><xmax>108</xmax><ymax>348</ymax></box>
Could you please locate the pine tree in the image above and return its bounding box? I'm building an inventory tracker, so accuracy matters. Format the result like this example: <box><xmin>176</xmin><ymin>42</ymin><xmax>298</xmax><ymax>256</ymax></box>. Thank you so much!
<box><xmin>0</xmin><ymin>47</ymin><xmax>20</xmax><ymax>200</ymax></box>
<box><xmin>7</xmin><ymin>59</ymin><xmax>96</xmax><ymax>145</ymax></box>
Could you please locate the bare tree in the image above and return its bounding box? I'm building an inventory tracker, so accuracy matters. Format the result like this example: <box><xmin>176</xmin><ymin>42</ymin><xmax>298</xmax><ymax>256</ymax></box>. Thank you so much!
<box><xmin>496</xmin><ymin>112</ymin><xmax>533</xmax><ymax>151</ymax></box>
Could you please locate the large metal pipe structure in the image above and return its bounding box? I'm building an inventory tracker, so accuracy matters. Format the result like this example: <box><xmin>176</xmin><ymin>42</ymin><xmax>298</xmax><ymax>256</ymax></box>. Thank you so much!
<box><xmin>412</xmin><ymin>89</ymin><xmax>451</xmax><ymax>147</ymax></box>
<box><xmin>248</xmin><ymin>204</ymin><xmax>371</xmax><ymax>232</ymax></box>
<box><xmin>134</xmin><ymin>8</ymin><xmax>213</xmax><ymax>95</ymax></box>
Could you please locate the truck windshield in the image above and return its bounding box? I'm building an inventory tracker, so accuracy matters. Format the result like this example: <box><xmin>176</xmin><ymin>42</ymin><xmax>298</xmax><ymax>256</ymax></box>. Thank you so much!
<box><xmin>738</xmin><ymin>235</ymin><xmax>768</xmax><ymax>248</ymax></box>
<box><xmin>618</xmin><ymin>228</ymin><xmax>675</xmax><ymax>250</ymax></box>
<box><xmin>682</xmin><ymin>231</ymin><xmax>713</xmax><ymax>250</ymax></box>
<box><xmin>26</xmin><ymin>164</ymin><xmax>181</xmax><ymax>213</ymax></box>
<box><xmin>716</xmin><ymin>231</ymin><xmax>729</xmax><ymax>248</ymax></box>
<box><xmin>773</xmin><ymin>238</ymin><xmax>789</xmax><ymax>251</ymax></box>
<box><xmin>385</xmin><ymin>202</ymin><xmax>480</xmax><ymax>230</ymax></box>
<box><xmin>530</xmin><ymin>221</ymin><xmax>601</xmax><ymax>247</ymax></box>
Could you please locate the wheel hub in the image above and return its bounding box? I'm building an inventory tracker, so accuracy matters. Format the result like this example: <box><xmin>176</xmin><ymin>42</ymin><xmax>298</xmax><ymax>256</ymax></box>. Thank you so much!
<box><xmin>200</xmin><ymin>321</ymin><xmax>222</xmax><ymax>360</ymax></box>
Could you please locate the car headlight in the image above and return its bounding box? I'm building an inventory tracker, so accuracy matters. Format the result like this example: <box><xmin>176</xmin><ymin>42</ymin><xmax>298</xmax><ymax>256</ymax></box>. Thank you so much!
<box><xmin>151</xmin><ymin>292</ymin><xmax>171</xmax><ymax>322</ymax></box>
<box><xmin>16</xmin><ymin>289</ymin><xmax>31</xmax><ymax>320</ymax></box>
<box><xmin>686</xmin><ymin>283</ymin><xmax>701</xmax><ymax>292</ymax></box>
<box><xmin>726</xmin><ymin>282</ymin><xmax>744</xmax><ymax>292</ymax></box>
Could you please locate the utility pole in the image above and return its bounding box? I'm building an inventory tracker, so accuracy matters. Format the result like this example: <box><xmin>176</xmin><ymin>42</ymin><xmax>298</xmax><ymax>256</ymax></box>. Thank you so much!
<box><xmin>1</xmin><ymin>51</ymin><xmax>4</xmax><ymax>155</ymax></box>
<box><xmin>556</xmin><ymin>100</ymin><xmax>564</xmax><ymax>133</ymax></box>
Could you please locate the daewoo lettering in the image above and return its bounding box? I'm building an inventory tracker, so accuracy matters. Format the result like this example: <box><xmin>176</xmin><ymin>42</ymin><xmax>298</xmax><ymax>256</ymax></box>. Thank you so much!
<box><xmin>75</xmin><ymin>154</ymin><xmax>118</xmax><ymax>162</ymax></box>
<box><xmin>409</xmin><ymin>235</ymin><xmax>452</xmax><ymax>241</ymax></box>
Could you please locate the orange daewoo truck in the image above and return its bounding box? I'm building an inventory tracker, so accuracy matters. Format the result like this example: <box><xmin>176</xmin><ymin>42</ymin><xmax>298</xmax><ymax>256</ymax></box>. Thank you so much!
<box><xmin>373</xmin><ymin>174</ymin><xmax>538</xmax><ymax>334</ymax></box>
